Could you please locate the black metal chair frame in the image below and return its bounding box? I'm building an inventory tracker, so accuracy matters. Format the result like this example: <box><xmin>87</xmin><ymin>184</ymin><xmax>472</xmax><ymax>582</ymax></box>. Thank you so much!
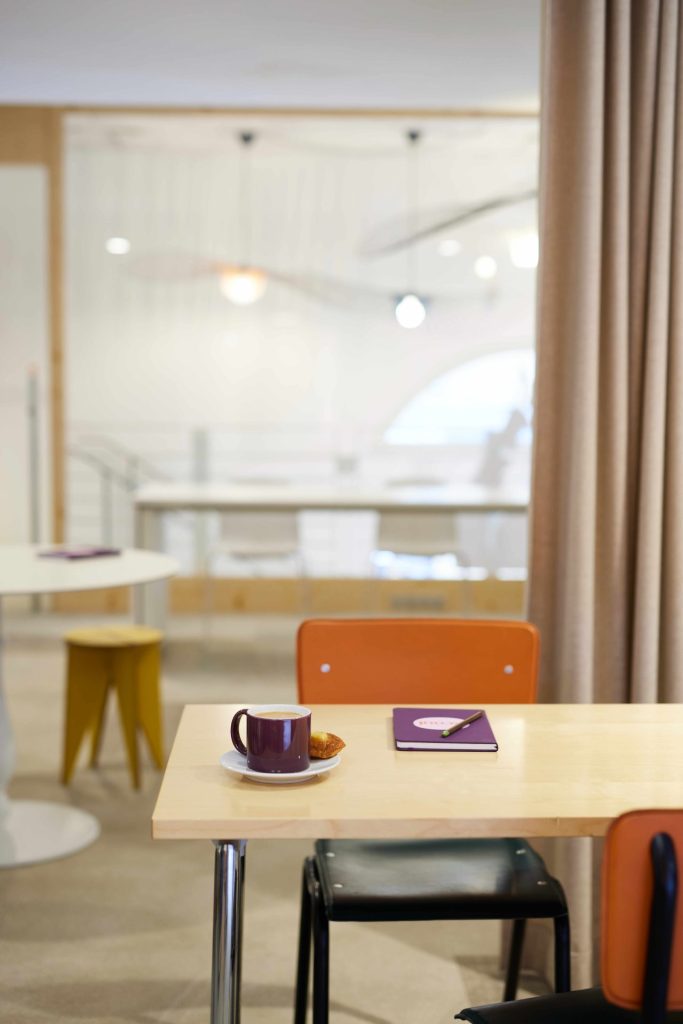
<box><xmin>295</xmin><ymin>853</ymin><xmax>571</xmax><ymax>1024</ymax></box>
<box><xmin>644</xmin><ymin>832</ymin><xmax>678</xmax><ymax>1024</ymax></box>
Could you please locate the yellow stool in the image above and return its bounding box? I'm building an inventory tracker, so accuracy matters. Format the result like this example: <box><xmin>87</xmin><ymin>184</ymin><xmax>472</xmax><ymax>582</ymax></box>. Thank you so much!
<box><xmin>62</xmin><ymin>626</ymin><xmax>164</xmax><ymax>790</ymax></box>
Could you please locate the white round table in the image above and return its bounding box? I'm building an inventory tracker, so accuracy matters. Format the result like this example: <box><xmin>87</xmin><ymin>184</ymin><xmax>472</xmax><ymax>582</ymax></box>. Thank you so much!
<box><xmin>0</xmin><ymin>545</ymin><xmax>178</xmax><ymax>868</ymax></box>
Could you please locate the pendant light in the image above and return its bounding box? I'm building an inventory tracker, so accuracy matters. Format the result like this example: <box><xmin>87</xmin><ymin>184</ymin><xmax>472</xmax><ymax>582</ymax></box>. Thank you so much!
<box><xmin>395</xmin><ymin>129</ymin><xmax>426</xmax><ymax>329</ymax></box>
<box><xmin>219</xmin><ymin>131</ymin><xmax>267</xmax><ymax>305</ymax></box>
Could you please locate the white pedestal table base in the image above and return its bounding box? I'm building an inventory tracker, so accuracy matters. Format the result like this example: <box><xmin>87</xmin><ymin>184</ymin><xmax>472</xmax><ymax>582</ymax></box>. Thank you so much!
<box><xmin>0</xmin><ymin>799</ymin><xmax>101</xmax><ymax>867</ymax></box>
<box><xmin>0</xmin><ymin>548</ymin><xmax>178</xmax><ymax>868</ymax></box>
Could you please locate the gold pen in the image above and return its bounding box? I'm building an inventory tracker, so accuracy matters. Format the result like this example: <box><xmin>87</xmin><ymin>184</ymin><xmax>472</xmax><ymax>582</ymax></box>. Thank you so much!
<box><xmin>441</xmin><ymin>710</ymin><xmax>484</xmax><ymax>737</ymax></box>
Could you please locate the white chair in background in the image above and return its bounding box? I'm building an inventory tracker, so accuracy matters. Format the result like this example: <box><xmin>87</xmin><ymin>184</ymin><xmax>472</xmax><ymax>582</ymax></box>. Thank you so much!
<box><xmin>210</xmin><ymin>511</ymin><xmax>303</xmax><ymax>567</ymax></box>
<box><xmin>373</xmin><ymin>478</ymin><xmax>472</xmax><ymax>612</ymax></box>
<box><xmin>202</xmin><ymin>507</ymin><xmax>307</xmax><ymax>636</ymax></box>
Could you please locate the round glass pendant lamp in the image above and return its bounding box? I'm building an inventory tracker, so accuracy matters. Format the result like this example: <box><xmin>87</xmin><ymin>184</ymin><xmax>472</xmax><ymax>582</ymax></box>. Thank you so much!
<box><xmin>395</xmin><ymin>293</ymin><xmax>426</xmax><ymax>329</ymax></box>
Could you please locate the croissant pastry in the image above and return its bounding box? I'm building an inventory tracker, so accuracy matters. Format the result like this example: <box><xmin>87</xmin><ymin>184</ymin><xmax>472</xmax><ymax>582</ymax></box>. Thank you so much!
<box><xmin>309</xmin><ymin>731</ymin><xmax>345</xmax><ymax>759</ymax></box>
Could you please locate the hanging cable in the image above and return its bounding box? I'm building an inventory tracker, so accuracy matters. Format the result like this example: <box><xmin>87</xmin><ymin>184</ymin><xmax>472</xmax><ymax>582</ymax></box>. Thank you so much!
<box><xmin>406</xmin><ymin>129</ymin><xmax>420</xmax><ymax>295</ymax></box>
<box><xmin>395</xmin><ymin>129</ymin><xmax>426</xmax><ymax>329</ymax></box>
<box><xmin>239</xmin><ymin>131</ymin><xmax>254</xmax><ymax>269</ymax></box>
<box><xmin>219</xmin><ymin>131</ymin><xmax>267</xmax><ymax>305</ymax></box>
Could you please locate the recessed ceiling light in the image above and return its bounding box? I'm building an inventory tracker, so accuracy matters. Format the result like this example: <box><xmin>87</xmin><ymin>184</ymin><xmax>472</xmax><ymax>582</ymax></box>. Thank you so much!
<box><xmin>438</xmin><ymin>239</ymin><xmax>461</xmax><ymax>257</ymax></box>
<box><xmin>105</xmin><ymin>237</ymin><xmax>131</xmax><ymax>255</ymax></box>
<box><xmin>508</xmin><ymin>231</ymin><xmax>539</xmax><ymax>268</ymax></box>
<box><xmin>474</xmin><ymin>255</ymin><xmax>498</xmax><ymax>280</ymax></box>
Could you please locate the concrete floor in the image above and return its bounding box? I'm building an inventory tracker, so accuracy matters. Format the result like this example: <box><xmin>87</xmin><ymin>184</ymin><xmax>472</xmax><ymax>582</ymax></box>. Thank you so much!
<box><xmin>0</xmin><ymin>613</ymin><xmax>547</xmax><ymax>1024</ymax></box>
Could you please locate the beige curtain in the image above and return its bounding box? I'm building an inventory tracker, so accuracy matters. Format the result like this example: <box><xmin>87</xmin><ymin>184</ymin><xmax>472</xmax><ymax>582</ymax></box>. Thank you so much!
<box><xmin>527</xmin><ymin>0</ymin><xmax>683</xmax><ymax>987</ymax></box>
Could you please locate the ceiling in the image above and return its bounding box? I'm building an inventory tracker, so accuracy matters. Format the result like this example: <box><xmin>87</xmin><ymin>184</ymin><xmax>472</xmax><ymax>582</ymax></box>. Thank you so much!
<box><xmin>0</xmin><ymin>0</ymin><xmax>540</xmax><ymax>110</ymax></box>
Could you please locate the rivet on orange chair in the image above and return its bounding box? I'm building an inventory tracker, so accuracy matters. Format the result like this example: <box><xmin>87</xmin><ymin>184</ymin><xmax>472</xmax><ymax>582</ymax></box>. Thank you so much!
<box><xmin>294</xmin><ymin>618</ymin><xmax>568</xmax><ymax>1024</ymax></box>
<box><xmin>62</xmin><ymin>626</ymin><xmax>164</xmax><ymax>790</ymax></box>
<box><xmin>456</xmin><ymin>809</ymin><xmax>683</xmax><ymax>1024</ymax></box>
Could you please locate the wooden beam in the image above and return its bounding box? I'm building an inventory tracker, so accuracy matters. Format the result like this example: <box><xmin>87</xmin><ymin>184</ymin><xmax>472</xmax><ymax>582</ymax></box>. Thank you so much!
<box><xmin>0</xmin><ymin>106</ymin><xmax>65</xmax><ymax>543</ymax></box>
<box><xmin>47</xmin><ymin>109</ymin><xmax>65</xmax><ymax>542</ymax></box>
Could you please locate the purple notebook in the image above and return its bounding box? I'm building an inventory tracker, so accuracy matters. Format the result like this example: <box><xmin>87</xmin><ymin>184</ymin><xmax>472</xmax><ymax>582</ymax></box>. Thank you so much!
<box><xmin>392</xmin><ymin>708</ymin><xmax>498</xmax><ymax>751</ymax></box>
<box><xmin>38</xmin><ymin>546</ymin><xmax>121</xmax><ymax>561</ymax></box>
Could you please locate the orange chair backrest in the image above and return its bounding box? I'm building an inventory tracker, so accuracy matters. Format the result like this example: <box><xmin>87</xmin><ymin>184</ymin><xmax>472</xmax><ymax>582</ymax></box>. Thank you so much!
<box><xmin>602</xmin><ymin>809</ymin><xmax>683</xmax><ymax>1010</ymax></box>
<box><xmin>296</xmin><ymin>618</ymin><xmax>538</xmax><ymax>704</ymax></box>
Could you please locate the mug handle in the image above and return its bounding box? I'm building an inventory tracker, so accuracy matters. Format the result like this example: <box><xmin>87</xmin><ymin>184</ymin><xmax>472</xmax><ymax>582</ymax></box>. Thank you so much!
<box><xmin>230</xmin><ymin>708</ymin><xmax>249</xmax><ymax>756</ymax></box>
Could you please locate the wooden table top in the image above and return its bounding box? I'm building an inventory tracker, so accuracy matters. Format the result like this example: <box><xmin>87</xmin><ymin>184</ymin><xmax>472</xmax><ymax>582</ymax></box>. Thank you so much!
<box><xmin>152</xmin><ymin>703</ymin><xmax>683</xmax><ymax>841</ymax></box>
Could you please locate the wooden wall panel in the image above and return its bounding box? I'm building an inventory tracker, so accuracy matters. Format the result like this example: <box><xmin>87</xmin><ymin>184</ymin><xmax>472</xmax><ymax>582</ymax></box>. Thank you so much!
<box><xmin>0</xmin><ymin>105</ymin><xmax>65</xmax><ymax>542</ymax></box>
<box><xmin>0</xmin><ymin>106</ymin><xmax>52</xmax><ymax>164</ymax></box>
<box><xmin>52</xmin><ymin>576</ymin><xmax>525</xmax><ymax>617</ymax></box>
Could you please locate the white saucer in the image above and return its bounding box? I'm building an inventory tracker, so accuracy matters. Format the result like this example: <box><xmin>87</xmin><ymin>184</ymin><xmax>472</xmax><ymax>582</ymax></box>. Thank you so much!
<box><xmin>220</xmin><ymin>749</ymin><xmax>341</xmax><ymax>784</ymax></box>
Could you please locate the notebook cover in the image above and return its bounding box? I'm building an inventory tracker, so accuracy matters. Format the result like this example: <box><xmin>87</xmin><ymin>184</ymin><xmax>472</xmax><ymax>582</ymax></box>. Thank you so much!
<box><xmin>392</xmin><ymin>707</ymin><xmax>498</xmax><ymax>751</ymax></box>
<box><xmin>38</xmin><ymin>546</ymin><xmax>121</xmax><ymax>560</ymax></box>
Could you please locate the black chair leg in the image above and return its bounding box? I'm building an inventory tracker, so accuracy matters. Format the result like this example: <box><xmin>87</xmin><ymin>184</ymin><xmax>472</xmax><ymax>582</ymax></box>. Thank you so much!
<box><xmin>294</xmin><ymin>861</ymin><xmax>313</xmax><ymax>1024</ymax></box>
<box><xmin>553</xmin><ymin>913</ymin><xmax>571</xmax><ymax>993</ymax></box>
<box><xmin>502</xmin><ymin>918</ymin><xmax>526</xmax><ymax>1001</ymax></box>
<box><xmin>311</xmin><ymin>879</ymin><xmax>330</xmax><ymax>1024</ymax></box>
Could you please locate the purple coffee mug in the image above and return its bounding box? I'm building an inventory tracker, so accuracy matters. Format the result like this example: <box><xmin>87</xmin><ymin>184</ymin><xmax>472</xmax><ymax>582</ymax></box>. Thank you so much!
<box><xmin>230</xmin><ymin>704</ymin><xmax>311</xmax><ymax>773</ymax></box>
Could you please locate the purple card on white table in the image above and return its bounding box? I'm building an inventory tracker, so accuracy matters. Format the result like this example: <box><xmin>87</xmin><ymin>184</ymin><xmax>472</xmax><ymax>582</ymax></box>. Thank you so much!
<box><xmin>38</xmin><ymin>546</ymin><xmax>121</xmax><ymax>560</ymax></box>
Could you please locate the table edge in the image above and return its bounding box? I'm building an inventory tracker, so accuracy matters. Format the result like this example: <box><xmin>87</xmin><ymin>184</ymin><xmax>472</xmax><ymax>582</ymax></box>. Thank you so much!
<box><xmin>151</xmin><ymin>815</ymin><xmax>613</xmax><ymax>841</ymax></box>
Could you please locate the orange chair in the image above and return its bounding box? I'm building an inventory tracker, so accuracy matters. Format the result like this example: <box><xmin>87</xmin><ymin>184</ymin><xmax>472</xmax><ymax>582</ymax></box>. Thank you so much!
<box><xmin>294</xmin><ymin>619</ymin><xmax>569</xmax><ymax>1024</ymax></box>
<box><xmin>297</xmin><ymin>618</ymin><xmax>538</xmax><ymax>705</ymax></box>
<box><xmin>456</xmin><ymin>809</ymin><xmax>683</xmax><ymax>1024</ymax></box>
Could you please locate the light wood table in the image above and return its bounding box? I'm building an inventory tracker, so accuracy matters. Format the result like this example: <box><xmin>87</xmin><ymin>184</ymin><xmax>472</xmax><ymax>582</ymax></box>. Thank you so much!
<box><xmin>153</xmin><ymin>702</ymin><xmax>683</xmax><ymax>1023</ymax></box>
<box><xmin>0</xmin><ymin>544</ymin><xmax>178</xmax><ymax>868</ymax></box>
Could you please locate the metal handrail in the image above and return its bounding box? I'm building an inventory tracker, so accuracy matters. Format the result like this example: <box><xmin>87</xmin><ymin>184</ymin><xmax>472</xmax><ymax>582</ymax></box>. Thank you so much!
<box><xmin>71</xmin><ymin>434</ymin><xmax>169</xmax><ymax>484</ymax></box>
<box><xmin>68</xmin><ymin>448</ymin><xmax>132</xmax><ymax>490</ymax></box>
<box><xmin>67</xmin><ymin>441</ymin><xmax>193</xmax><ymax>547</ymax></box>
<box><xmin>68</xmin><ymin>448</ymin><xmax>135</xmax><ymax>545</ymax></box>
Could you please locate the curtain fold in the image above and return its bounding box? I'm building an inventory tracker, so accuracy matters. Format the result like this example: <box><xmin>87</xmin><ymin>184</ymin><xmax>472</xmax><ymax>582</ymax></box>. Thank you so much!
<box><xmin>528</xmin><ymin>0</ymin><xmax>683</xmax><ymax>986</ymax></box>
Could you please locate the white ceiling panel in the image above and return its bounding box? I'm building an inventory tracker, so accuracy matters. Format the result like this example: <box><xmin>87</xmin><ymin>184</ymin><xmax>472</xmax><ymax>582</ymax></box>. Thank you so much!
<box><xmin>0</xmin><ymin>0</ymin><xmax>539</xmax><ymax>110</ymax></box>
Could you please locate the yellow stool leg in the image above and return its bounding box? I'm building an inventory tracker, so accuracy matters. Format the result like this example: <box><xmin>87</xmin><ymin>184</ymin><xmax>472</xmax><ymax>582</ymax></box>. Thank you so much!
<box><xmin>112</xmin><ymin>648</ymin><xmax>141</xmax><ymax>789</ymax></box>
<box><xmin>88</xmin><ymin>679</ymin><xmax>110</xmax><ymax>767</ymax></box>
<box><xmin>136</xmin><ymin>642</ymin><xmax>164</xmax><ymax>769</ymax></box>
<box><xmin>62</xmin><ymin>646</ymin><xmax>108</xmax><ymax>785</ymax></box>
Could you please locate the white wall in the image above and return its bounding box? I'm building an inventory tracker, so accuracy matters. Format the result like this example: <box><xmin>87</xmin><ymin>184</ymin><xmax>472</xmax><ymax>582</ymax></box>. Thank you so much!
<box><xmin>63</xmin><ymin>115</ymin><xmax>536</xmax><ymax>565</ymax></box>
<box><xmin>0</xmin><ymin>166</ymin><xmax>51</xmax><ymax>543</ymax></box>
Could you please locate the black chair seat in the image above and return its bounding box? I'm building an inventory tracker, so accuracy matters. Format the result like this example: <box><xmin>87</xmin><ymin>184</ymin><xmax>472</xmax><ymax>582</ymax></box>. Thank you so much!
<box><xmin>315</xmin><ymin>838</ymin><xmax>567</xmax><ymax>922</ymax></box>
<box><xmin>456</xmin><ymin>987</ymin><xmax>683</xmax><ymax>1024</ymax></box>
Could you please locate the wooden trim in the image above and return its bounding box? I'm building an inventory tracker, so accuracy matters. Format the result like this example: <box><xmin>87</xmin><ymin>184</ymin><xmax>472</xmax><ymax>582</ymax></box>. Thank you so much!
<box><xmin>59</xmin><ymin>105</ymin><xmax>538</xmax><ymax>119</ymax></box>
<box><xmin>51</xmin><ymin>575</ymin><xmax>525</xmax><ymax>616</ymax></box>
<box><xmin>52</xmin><ymin>587</ymin><xmax>129</xmax><ymax>614</ymax></box>
<box><xmin>47</xmin><ymin>109</ymin><xmax>65</xmax><ymax>542</ymax></box>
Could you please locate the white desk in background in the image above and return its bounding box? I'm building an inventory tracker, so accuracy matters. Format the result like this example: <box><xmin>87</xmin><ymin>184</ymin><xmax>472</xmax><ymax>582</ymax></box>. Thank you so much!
<box><xmin>133</xmin><ymin>481</ymin><xmax>528</xmax><ymax>517</ymax></box>
<box><xmin>0</xmin><ymin>544</ymin><xmax>178</xmax><ymax>867</ymax></box>
<box><xmin>133</xmin><ymin>481</ymin><xmax>528</xmax><ymax>623</ymax></box>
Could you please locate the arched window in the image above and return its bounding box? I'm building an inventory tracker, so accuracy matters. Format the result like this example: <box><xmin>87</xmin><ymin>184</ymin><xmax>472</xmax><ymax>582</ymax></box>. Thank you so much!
<box><xmin>384</xmin><ymin>348</ymin><xmax>535</xmax><ymax>447</ymax></box>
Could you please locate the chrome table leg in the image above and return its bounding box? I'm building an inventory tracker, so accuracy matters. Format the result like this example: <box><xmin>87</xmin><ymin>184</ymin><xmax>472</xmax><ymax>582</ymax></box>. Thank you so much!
<box><xmin>211</xmin><ymin>840</ymin><xmax>247</xmax><ymax>1024</ymax></box>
